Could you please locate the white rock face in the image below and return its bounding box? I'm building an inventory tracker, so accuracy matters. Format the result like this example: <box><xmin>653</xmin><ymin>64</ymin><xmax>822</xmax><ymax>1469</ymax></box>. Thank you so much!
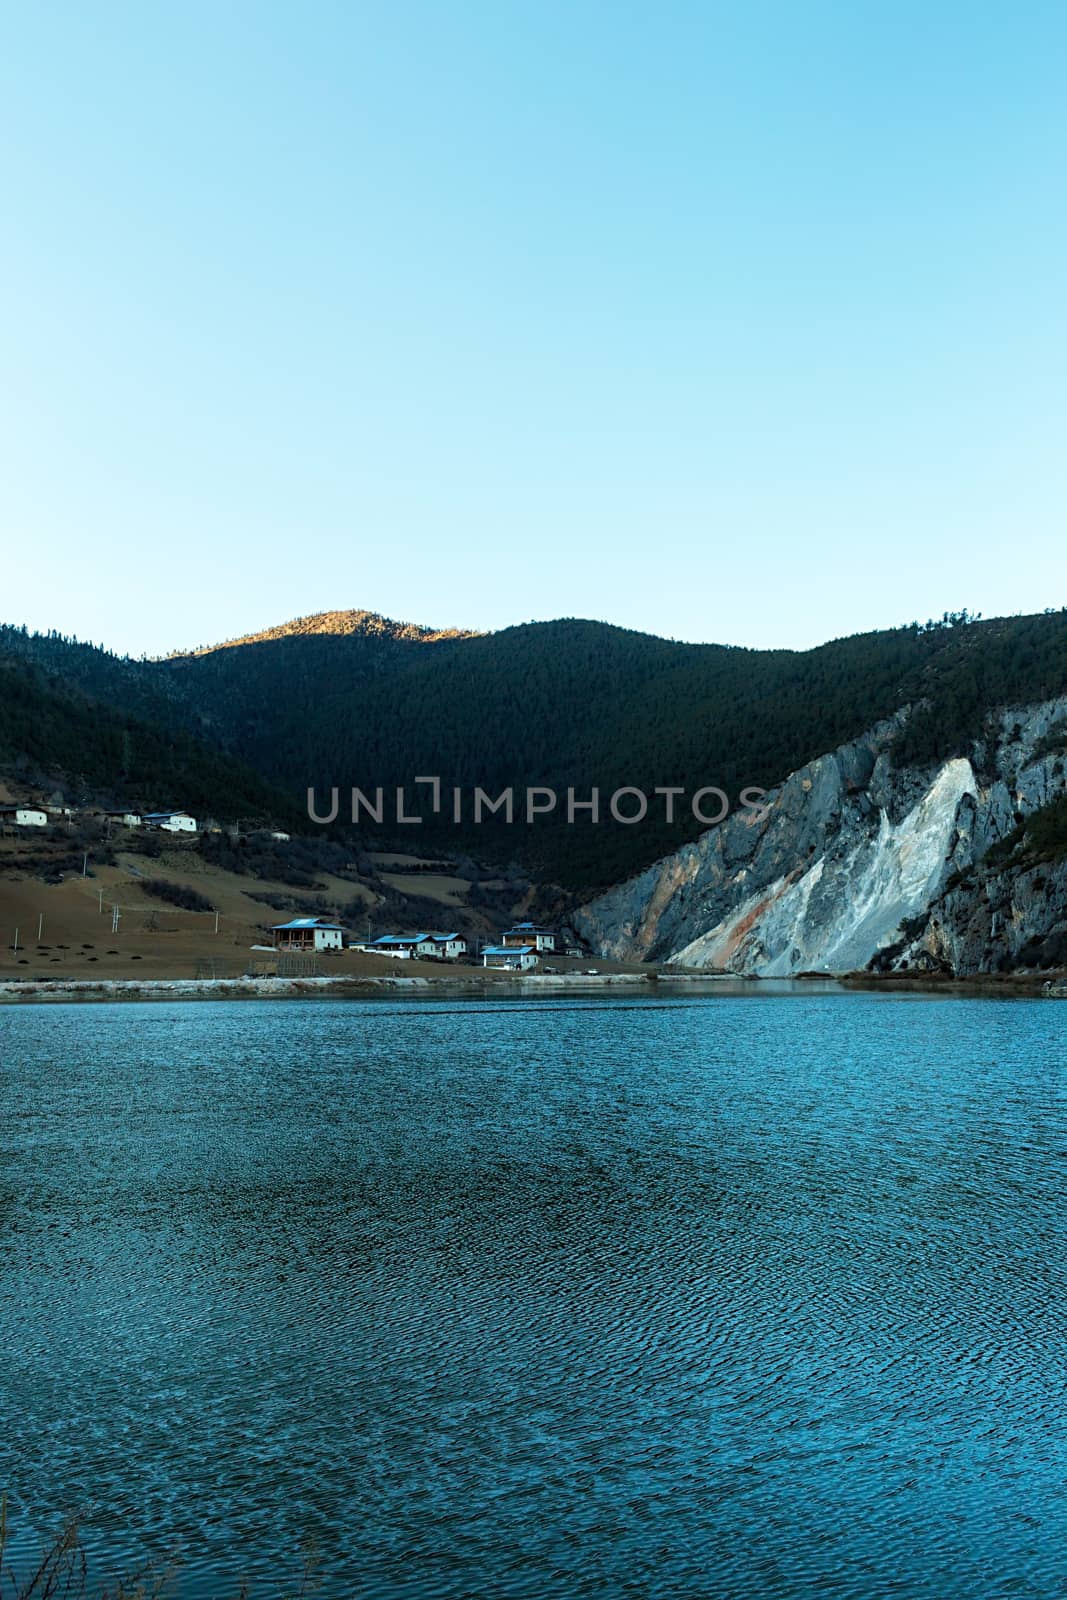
<box><xmin>669</xmin><ymin>758</ymin><xmax>978</xmax><ymax>975</ymax></box>
<box><xmin>575</xmin><ymin>702</ymin><xmax>1067</xmax><ymax>977</ymax></box>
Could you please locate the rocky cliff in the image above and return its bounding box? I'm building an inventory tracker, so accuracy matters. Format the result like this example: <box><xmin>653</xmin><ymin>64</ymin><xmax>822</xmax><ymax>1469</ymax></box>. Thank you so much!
<box><xmin>574</xmin><ymin>700</ymin><xmax>1067</xmax><ymax>977</ymax></box>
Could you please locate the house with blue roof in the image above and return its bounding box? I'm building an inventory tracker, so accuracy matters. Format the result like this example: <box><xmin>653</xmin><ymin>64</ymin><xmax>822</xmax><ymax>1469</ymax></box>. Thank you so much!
<box><xmin>271</xmin><ymin>916</ymin><xmax>344</xmax><ymax>952</ymax></box>
<box><xmin>356</xmin><ymin>932</ymin><xmax>439</xmax><ymax>960</ymax></box>
<box><xmin>482</xmin><ymin>943</ymin><xmax>538</xmax><ymax>972</ymax></box>
<box><xmin>501</xmin><ymin>921</ymin><xmax>558</xmax><ymax>953</ymax></box>
<box><xmin>355</xmin><ymin>932</ymin><xmax>468</xmax><ymax>961</ymax></box>
<box><xmin>143</xmin><ymin>810</ymin><xmax>197</xmax><ymax>833</ymax></box>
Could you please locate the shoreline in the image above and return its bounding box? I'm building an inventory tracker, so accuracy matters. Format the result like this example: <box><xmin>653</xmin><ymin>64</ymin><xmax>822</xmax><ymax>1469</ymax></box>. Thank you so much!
<box><xmin>0</xmin><ymin>969</ymin><xmax>1061</xmax><ymax>1005</ymax></box>
<box><xmin>0</xmin><ymin>972</ymin><xmax>673</xmax><ymax>1005</ymax></box>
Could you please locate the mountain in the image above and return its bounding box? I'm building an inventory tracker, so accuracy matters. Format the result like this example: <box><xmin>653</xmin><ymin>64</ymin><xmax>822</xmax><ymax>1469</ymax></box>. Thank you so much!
<box><xmin>170</xmin><ymin>608</ymin><xmax>478</xmax><ymax>654</ymax></box>
<box><xmin>3</xmin><ymin>608</ymin><xmax>1067</xmax><ymax>902</ymax></box>
<box><xmin>130</xmin><ymin>605</ymin><xmax>1067</xmax><ymax>888</ymax></box>
<box><xmin>574</xmin><ymin>697</ymin><xmax>1067</xmax><ymax>977</ymax></box>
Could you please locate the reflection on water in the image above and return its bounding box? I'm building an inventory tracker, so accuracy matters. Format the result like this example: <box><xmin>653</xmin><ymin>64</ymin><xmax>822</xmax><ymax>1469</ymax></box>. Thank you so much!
<box><xmin>0</xmin><ymin>993</ymin><xmax>1064</xmax><ymax>1597</ymax></box>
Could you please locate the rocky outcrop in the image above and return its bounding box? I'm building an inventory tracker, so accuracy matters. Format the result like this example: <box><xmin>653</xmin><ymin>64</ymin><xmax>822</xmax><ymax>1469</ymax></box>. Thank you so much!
<box><xmin>575</xmin><ymin>700</ymin><xmax>1067</xmax><ymax>976</ymax></box>
<box><xmin>888</xmin><ymin>855</ymin><xmax>1067</xmax><ymax>975</ymax></box>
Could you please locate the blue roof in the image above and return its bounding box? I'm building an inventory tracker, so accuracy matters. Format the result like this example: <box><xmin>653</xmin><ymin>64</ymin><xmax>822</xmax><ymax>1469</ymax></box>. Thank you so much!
<box><xmin>366</xmin><ymin>933</ymin><xmax>432</xmax><ymax>945</ymax></box>
<box><xmin>482</xmin><ymin>944</ymin><xmax>534</xmax><ymax>956</ymax></box>
<box><xmin>431</xmin><ymin>932</ymin><xmax>461</xmax><ymax>942</ymax></box>
<box><xmin>272</xmin><ymin>917</ymin><xmax>342</xmax><ymax>931</ymax></box>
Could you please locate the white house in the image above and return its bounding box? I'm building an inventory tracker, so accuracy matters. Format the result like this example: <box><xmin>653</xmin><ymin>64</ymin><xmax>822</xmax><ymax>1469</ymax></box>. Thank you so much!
<box><xmin>103</xmin><ymin>810</ymin><xmax>142</xmax><ymax>828</ymax></box>
<box><xmin>0</xmin><ymin>805</ymin><xmax>48</xmax><ymax>828</ymax></box>
<box><xmin>501</xmin><ymin>922</ymin><xmax>558</xmax><ymax>953</ymax></box>
<box><xmin>143</xmin><ymin>811</ymin><xmax>197</xmax><ymax>833</ymax></box>
<box><xmin>270</xmin><ymin>831</ymin><xmax>291</xmax><ymax>842</ymax></box>
<box><xmin>358</xmin><ymin>933</ymin><xmax>439</xmax><ymax>960</ymax></box>
<box><xmin>271</xmin><ymin>917</ymin><xmax>345</xmax><ymax>952</ymax></box>
<box><xmin>482</xmin><ymin>943</ymin><xmax>539</xmax><ymax>972</ymax></box>
<box><xmin>429</xmin><ymin>933</ymin><xmax>467</xmax><ymax>961</ymax></box>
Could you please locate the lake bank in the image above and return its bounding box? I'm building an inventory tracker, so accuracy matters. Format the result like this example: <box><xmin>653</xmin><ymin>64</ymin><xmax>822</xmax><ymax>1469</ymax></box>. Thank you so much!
<box><xmin>1</xmin><ymin>968</ymin><xmax>1062</xmax><ymax>1003</ymax></box>
<box><xmin>0</xmin><ymin>970</ymin><xmax>753</xmax><ymax>1005</ymax></box>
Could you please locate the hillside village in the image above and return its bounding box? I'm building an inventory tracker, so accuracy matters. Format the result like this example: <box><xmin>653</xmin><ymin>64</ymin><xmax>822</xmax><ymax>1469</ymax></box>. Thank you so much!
<box><xmin>0</xmin><ymin>783</ymin><xmax>618</xmax><ymax>988</ymax></box>
<box><xmin>1</xmin><ymin>801</ymin><xmax>250</xmax><ymax>834</ymax></box>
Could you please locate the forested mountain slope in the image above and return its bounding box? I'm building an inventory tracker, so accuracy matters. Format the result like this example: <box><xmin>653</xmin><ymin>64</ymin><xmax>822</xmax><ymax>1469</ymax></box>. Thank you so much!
<box><xmin>3</xmin><ymin>608</ymin><xmax>1067</xmax><ymax>888</ymax></box>
<box><xmin>0</xmin><ymin>652</ymin><xmax>300</xmax><ymax>824</ymax></box>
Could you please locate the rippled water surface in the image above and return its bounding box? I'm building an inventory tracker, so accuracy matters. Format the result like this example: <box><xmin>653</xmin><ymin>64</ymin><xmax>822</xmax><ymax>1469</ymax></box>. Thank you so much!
<box><xmin>1</xmin><ymin>993</ymin><xmax>1065</xmax><ymax>1598</ymax></box>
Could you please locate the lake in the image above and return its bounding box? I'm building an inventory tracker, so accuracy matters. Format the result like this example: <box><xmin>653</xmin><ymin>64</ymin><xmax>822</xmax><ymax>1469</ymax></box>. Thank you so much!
<box><xmin>0</xmin><ymin>992</ymin><xmax>1064</xmax><ymax>1598</ymax></box>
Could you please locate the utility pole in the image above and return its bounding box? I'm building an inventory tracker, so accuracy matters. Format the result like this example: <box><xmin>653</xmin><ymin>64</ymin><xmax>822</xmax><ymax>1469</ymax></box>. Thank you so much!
<box><xmin>214</xmin><ymin>910</ymin><xmax>220</xmax><ymax>935</ymax></box>
<box><xmin>82</xmin><ymin>852</ymin><xmax>88</xmax><ymax>876</ymax></box>
<box><xmin>112</xmin><ymin>905</ymin><xmax>121</xmax><ymax>935</ymax></box>
<box><xmin>12</xmin><ymin>927</ymin><xmax>18</xmax><ymax>955</ymax></box>
<box><xmin>98</xmin><ymin>887</ymin><xmax>104</xmax><ymax>913</ymax></box>
<box><xmin>37</xmin><ymin>913</ymin><xmax>43</xmax><ymax>943</ymax></box>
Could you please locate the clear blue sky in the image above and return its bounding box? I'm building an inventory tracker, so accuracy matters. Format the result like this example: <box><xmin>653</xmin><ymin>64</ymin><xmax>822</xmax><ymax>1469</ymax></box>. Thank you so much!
<box><xmin>2</xmin><ymin>1</ymin><xmax>1065</xmax><ymax>656</ymax></box>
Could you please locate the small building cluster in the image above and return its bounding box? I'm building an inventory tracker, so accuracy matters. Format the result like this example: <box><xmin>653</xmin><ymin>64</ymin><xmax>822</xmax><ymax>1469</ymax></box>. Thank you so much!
<box><xmin>0</xmin><ymin>800</ymin><xmax>200</xmax><ymax>832</ymax></box>
<box><xmin>486</xmin><ymin>925</ymin><xmax>585</xmax><ymax>966</ymax></box>
<box><xmin>351</xmin><ymin>932</ymin><xmax>469</xmax><ymax>961</ymax></box>
<box><xmin>346</xmin><ymin>920</ymin><xmax>583</xmax><ymax>972</ymax></box>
